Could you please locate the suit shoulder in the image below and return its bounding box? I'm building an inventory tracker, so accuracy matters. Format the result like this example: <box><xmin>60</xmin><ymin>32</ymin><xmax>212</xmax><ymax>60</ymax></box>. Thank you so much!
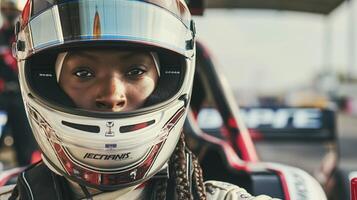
<box><xmin>0</xmin><ymin>184</ymin><xmax>16</xmax><ymax>200</ymax></box>
<box><xmin>204</xmin><ymin>181</ymin><xmax>280</xmax><ymax>200</ymax></box>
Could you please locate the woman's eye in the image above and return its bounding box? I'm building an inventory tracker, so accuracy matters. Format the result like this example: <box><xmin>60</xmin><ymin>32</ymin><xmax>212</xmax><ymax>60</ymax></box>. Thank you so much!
<box><xmin>126</xmin><ymin>68</ymin><xmax>146</xmax><ymax>77</ymax></box>
<box><xmin>74</xmin><ymin>69</ymin><xmax>94</xmax><ymax>78</ymax></box>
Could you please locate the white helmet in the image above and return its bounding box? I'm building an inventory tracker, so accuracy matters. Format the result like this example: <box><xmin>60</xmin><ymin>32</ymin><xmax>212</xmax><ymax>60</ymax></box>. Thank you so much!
<box><xmin>13</xmin><ymin>0</ymin><xmax>196</xmax><ymax>191</ymax></box>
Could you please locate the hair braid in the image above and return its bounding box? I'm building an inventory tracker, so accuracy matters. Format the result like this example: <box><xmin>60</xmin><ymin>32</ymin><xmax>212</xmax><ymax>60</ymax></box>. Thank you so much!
<box><xmin>171</xmin><ymin>133</ymin><xmax>193</xmax><ymax>200</ymax></box>
<box><xmin>192</xmin><ymin>153</ymin><xmax>207</xmax><ymax>200</ymax></box>
<box><xmin>154</xmin><ymin>132</ymin><xmax>207</xmax><ymax>200</ymax></box>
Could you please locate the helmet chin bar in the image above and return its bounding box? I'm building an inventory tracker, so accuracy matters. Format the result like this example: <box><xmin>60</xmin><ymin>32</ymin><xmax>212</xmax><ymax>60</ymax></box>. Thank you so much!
<box><xmin>41</xmin><ymin>153</ymin><xmax>156</xmax><ymax>191</ymax></box>
<box><xmin>27</xmin><ymin>98</ymin><xmax>186</xmax><ymax>190</ymax></box>
<box><xmin>42</xmin><ymin>153</ymin><xmax>170</xmax><ymax>191</ymax></box>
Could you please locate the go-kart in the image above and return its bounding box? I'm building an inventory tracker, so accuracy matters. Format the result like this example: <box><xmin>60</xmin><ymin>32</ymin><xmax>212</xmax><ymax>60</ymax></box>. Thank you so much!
<box><xmin>183</xmin><ymin>41</ymin><xmax>327</xmax><ymax>199</ymax></box>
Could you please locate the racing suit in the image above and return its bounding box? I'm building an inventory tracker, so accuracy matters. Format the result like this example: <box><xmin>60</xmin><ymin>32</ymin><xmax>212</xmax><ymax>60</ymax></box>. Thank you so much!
<box><xmin>0</xmin><ymin>162</ymin><xmax>278</xmax><ymax>200</ymax></box>
<box><xmin>0</xmin><ymin>23</ymin><xmax>37</xmax><ymax>166</ymax></box>
<box><xmin>0</xmin><ymin>145</ymin><xmax>280</xmax><ymax>200</ymax></box>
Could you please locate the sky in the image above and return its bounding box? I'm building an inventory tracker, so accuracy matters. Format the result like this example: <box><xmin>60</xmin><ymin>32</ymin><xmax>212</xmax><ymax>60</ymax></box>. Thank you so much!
<box><xmin>193</xmin><ymin>1</ymin><xmax>356</xmax><ymax>95</ymax></box>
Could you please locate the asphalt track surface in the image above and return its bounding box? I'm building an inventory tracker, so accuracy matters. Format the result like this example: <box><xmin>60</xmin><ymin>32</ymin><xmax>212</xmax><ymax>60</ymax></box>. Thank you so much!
<box><xmin>337</xmin><ymin>113</ymin><xmax>357</xmax><ymax>170</ymax></box>
<box><xmin>255</xmin><ymin>112</ymin><xmax>357</xmax><ymax>175</ymax></box>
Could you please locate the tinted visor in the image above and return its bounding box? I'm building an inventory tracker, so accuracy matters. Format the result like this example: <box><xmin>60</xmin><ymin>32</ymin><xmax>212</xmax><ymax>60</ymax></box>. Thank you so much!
<box><xmin>19</xmin><ymin>0</ymin><xmax>193</xmax><ymax>60</ymax></box>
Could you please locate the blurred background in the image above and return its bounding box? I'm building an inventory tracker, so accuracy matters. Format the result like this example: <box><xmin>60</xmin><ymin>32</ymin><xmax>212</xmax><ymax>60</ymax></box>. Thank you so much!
<box><xmin>190</xmin><ymin>0</ymin><xmax>357</xmax><ymax>198</ymax></box>
<box><xmin>192</xmin><ymin>0</ymin><xmax>356</xmax><ymax>162</ymax></box>
<box><xmin>194</xmin><ymin>2</ymin><xmax>357</xmax><ymax>108</ymax></box>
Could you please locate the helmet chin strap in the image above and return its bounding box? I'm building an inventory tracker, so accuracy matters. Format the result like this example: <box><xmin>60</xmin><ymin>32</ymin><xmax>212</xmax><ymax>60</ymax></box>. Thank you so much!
<box><xmin>73</xmin><ymin>180</ymin><xmax>139</xmax><ymax>200</ymax></box>
<box><xmin>79</xmin><ymin>184</ymin><xmax>93</xmax><ymax>199</ymax></box>
<box><xmin>41</xmin><ymin>154</ymin><xmax>62</xmax><ymax>176</ymax></box>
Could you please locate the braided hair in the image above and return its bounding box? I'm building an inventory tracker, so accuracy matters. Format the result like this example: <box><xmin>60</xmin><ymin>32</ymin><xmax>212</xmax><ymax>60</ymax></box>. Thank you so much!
<box><xmin>154</xmin><ymin>133</ymin><xmax>207</xmax><ymax>200</ymax></box>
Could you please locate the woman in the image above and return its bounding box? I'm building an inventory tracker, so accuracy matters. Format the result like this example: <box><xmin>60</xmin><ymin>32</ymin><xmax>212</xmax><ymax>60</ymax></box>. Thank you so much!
<box><xmin>3</xmin><ymin>0</ymin><xmax>277</xmax><ymax>199</ymax></box>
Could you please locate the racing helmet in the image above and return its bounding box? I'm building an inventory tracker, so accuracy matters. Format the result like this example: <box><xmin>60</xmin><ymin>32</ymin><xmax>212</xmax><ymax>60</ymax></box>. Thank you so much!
<box><xmin>13</xmin><ymin>0</ymin><xmax>196</xmax><ymax>191</ymax></box>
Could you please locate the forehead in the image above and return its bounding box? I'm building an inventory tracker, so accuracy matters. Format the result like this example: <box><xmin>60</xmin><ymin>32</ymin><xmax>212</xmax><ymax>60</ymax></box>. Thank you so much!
<box><xmin>66</xmin><ymin>49</ymin><xmax>152</xmax><ymax>61</ymax></box>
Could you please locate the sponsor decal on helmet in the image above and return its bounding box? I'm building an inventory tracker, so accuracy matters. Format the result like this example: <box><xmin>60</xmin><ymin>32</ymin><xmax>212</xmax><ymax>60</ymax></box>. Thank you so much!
<box><xmin>292</xmin><ymin>172</ymin><xmax>308</xmax><ymax>200</ymax></box>
<box><xmin>130</xmin><ymin>169</ymin><xmax>137</xmax><ymax>180</ymax></box>
<box><xmin>38</xmin><ymin>73</ymin><xmax>53</xmax><ymax>77</ymax></box>
<box><xmin>105</xmin><ymin>143</ymin><xmax>117</xmax><ymax>149</ymax></box>
<box><xmin>105</xmin><ymin>121</ymin><xmax>115</xmax><ymax>137</ymax></box>
<box><xmin>164</xmin><ymin>70</ymin><xmax>181</xmax><ymax>75</ymax></box>
<box><xmin>83</xmin><ymin>152</ymin><xmax>131</xmax><ymax>161</ymax></box>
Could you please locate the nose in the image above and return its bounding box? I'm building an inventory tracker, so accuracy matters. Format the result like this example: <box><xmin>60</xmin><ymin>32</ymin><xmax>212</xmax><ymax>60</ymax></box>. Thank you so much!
<box><xmin>95</xmin><ymin>76</ymin><xmax>126</xmax><ymax>111</ymax></box>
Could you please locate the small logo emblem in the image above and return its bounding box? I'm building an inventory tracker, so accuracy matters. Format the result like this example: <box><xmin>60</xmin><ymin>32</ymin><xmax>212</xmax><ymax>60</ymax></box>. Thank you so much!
<box><xmin>105</xmin><ymin>121</ymin><xmax>114</xmax><ymax>137</ymax></box>
<box><xmin>130</xmin><ymin>169</ymin><xmax>137</xmax><ymax>180</ymax></box>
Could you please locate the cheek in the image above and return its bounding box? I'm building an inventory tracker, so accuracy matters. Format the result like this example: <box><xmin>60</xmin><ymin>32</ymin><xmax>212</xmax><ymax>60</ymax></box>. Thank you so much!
<box><xmin>60</xmin><ymin>79</ymin><xmax>96</xmax><ymax>109</ymax></box>
<box><xmin>126</xmin><ymin>78</ymin><xmax>157</xmax><ymax>106</ymax></box>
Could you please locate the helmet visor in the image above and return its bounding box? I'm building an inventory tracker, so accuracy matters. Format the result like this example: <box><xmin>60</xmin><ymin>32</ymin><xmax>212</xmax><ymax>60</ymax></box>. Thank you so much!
<box><xmin>18</xmin><ymin>0</ymin><xmax>193</xmax><ymax>60</ymax></box>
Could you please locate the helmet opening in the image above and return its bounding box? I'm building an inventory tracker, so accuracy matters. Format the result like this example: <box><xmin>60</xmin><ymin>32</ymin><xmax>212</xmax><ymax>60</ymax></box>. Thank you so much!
<box><xmin>25</xmin><ymin>45</ymin><xmax>187</xmax><ymax>115</ymax></box>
